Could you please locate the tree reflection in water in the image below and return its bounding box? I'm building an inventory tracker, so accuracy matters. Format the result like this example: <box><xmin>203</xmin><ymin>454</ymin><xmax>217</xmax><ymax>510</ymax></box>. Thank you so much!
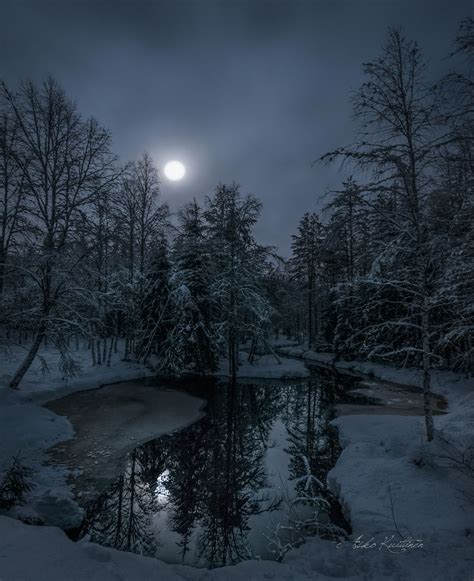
<box><xmin>79</xmin><ymin>368</ymin><xmax>351</xmax><ymax>567</ymax></box>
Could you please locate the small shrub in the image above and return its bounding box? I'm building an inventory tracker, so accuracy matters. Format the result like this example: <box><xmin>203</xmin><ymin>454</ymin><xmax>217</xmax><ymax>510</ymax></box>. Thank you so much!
<box><xmin>0</xmin><ymin>453</ymin><xmax>34</xmax><ymax>510</ymax></box>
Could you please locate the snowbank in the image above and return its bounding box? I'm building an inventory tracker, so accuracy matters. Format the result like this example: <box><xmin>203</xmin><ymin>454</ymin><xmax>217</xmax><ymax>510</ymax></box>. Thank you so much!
<box><xmin>0</xmin><ymin>514</ymin><xmax>339</xmax><ymax>581</ymax></box>
<box><xmin>277</xmin><ymin>345</ymin><xmax>474</xmax><ymax>398</ymax></box>
<box><xmin>276</xmin><ymin>345</ymin><xmax>336</xmax><ymax>366</ymax></box>
<box><xmin>215</xmin><ymin>352</ymin><xmax>310</xmax><ymax>379</ymax></box>
<box><xmin>323</xmin><ymin>392</ymin><xmax>474</xmax><ymax>580</ymax></box>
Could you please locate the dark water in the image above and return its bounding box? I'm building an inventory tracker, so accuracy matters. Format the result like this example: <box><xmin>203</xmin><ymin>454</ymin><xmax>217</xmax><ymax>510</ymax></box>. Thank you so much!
<box><xmin>74</xmin><ymin>367</ymin><xmax>359</xmax><ymax>567</ymax></box>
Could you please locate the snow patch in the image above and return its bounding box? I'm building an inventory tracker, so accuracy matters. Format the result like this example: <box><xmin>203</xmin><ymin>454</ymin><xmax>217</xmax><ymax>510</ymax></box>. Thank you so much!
<box><xmin>214</xmin><ymin>352</ymin><xmax>310</xmax><ymax>379</ymax></box>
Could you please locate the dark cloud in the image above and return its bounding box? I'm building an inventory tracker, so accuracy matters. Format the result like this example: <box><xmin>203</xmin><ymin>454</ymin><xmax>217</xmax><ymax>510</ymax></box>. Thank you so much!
<box><xmin>1</xmin><ymin>0</ymin><xmax>471</xmax><ymax>254</ymax></box>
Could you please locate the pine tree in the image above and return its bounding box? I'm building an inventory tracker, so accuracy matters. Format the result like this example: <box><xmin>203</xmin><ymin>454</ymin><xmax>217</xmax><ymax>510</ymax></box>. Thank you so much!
<box><xmin>290</xmin><ymin>213</ymin><xmax>325</xmax><ymax>348</ymax></box>
<box><xmin>138</xmin><ymin>236</ymin><xmax>173</xmax><ymax>363</ymax></box>
<box><xmin>205</xmin><ymin>184</ymin><xmax>271</xmax><ymax>377</ymax></box>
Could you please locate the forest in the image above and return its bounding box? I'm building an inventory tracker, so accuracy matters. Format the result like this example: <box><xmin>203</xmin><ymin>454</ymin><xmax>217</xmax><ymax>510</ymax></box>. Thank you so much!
<box><xmin>1</xmin><ymin>22</ymin><xmax>472</xmax><ymax>441</ymax></box>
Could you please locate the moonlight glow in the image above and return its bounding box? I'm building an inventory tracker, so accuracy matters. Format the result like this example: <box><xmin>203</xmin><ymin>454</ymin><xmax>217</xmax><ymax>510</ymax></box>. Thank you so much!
<box><xmin>164</xmin><ymin>160</ymin><xmax>186</xmax><ymax>181</ymax></box>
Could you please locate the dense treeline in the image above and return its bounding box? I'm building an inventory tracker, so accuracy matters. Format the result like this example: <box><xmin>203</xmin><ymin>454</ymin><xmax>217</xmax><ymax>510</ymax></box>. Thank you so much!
<box><xmin>288</xmin><ymin>23</ymin><xmax>473</xmax><ymax>371</ymax></box>
<box><xmin>0</xmin><ymin>20</ymin><xmax>472</xmax><ymax>422</ymax></box>
<box><xmin>285</xmin><ymin>22</ymin><xmax>473</xmax><ymax>440</ymax></box>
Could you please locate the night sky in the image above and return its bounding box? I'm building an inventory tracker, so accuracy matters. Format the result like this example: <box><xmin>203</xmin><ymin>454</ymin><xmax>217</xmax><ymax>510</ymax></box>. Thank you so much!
<box><xmin>1</xmin><ymin>0</ymin><xmax>471</xmax><ymax>254</ymax></box>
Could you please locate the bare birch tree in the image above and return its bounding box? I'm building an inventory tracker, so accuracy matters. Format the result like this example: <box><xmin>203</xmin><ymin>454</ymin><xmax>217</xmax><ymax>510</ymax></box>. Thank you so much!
<box><xmin>1</xmin><ymin>77</ymin><xmax>117</xmax><ymax>388</ymax></box>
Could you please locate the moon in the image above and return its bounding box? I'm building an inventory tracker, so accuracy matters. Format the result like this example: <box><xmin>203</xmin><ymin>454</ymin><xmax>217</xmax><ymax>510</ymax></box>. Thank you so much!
<box><xmin>164</xmin><ymin>160</ymin><xmax>186</xmax><ymax>181</ymax></box>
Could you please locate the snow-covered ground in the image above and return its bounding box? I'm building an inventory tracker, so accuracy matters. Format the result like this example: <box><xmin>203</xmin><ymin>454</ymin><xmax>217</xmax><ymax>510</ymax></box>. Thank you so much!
<box><xmin>0</xmin><ymin>515</ymin><xmax>339</xmax><ymax>581</ymax></box>
<box><xmin>325</xmin><ymin>390</ymin><xmax>474</xmax><ymax>580</ymax></box>
<box><xmin>215</xmin><ymin>352</ymin><xmax>310</xmax><ymax>379</ymax></box>
<box><xmin>1</xmin><ymin>343</ymin><xmax>473</xmax><ymax>580</ymax></box>
<box><xmin>0</xmin><ymin>342</ymin><xmax>157</xmax><ymax>401</ymax></box>
<box><xmin>277</xmin><ymin>345</ymin><xmax>471</xmax><ymax>399</ymax></box>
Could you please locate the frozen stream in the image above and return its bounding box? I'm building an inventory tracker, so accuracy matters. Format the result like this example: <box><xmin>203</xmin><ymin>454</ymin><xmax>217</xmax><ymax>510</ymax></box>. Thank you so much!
<box><xmin>45</xmin><ymin>366</ymin><xmax>446</xmax><ymax>568</ymax></box>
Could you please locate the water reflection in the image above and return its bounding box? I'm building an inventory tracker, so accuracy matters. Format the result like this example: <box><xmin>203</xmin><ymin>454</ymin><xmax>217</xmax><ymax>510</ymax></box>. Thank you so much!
<box><xmin>78</xmin><ymin>368</ymin><xmax>353</xmax><ymax>567</ymax></box>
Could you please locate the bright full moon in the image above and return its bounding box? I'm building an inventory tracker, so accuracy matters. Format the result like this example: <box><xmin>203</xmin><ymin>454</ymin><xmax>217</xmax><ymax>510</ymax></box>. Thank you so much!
<box><xmin>164</xmin><ymin>160</ymin><xmax>186</xmax><ymax>181</ymax></box>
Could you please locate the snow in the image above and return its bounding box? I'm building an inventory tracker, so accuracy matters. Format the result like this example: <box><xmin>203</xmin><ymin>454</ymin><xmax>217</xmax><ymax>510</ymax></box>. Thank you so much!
<box><xmin>324</xmin><ymin>392</ymin><xmax>474</xmax><ymax>580</ymax></box>
<box><xmin>1</xmin><ymin>343</ymin><xmax>473</xmax><ymax>580</ymax></box>
<box><xmin>276</xmin><ymin>346</ymin><xmax>337</xmax><ymax>366</ymax></box>
<box><xmin>323</xmin><ymin>353</ymin><xmax>474</xmax><ymax>580</ymax></box>
<box><xmin>214</xmin><ymin>352</ymin><xmax>310</xmax><ymax>379</ymax></box>
<box><xmin>0</xmin><ymin>341</ymin><xmax>157</xmax><ymax>401</ymax></box>
<box><xmin>328</xmin><ymin>413</ymin><xmax>474</xmax><ymax>534</ymax></box>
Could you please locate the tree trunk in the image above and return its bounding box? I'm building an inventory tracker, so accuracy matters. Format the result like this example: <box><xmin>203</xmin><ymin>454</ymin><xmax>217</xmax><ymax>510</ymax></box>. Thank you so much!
<box><xmin>91</xmin><ymin>339</ymin><xmax>97</xmax><ymax>366</ymax></box>
<box><xmin>124</xmin><ymin>336</ymin><xmax>130</xmax><ymax>361</ymax></box>
<box><xmin>9</xmin><ymin>327</ymin><xmax>44</xmax><ymax>389</ymax></box>
<box><xmin>126</xmin><ymin>451</ymin><xmax>136</xmax><ymax>550</ymax></box>
<box><xmin>107</xmin><ymin>336</ymin><xmax>114</xmax><ymax>367</ymax></box>
<box><xmin>113</xmin><ymin>330</ymin><xmax>118</xmax><ymax>353</ymax></box>
<box><xmin>421</xmin><ymin>307</ymin><xmax>434</xmax><ymax>442</ymax></box>
<box><xmin>308</xmin><ymin>266</ymin><xmax>314</xmax><ymax>348</ymax></box>
<box><xmin>0</xmin><ymin>249</ymin><xmax>6</xmax><ymax>296</ymax></box>
<box><xmin>96</xmin><ymin>339</ymin><xmax>102</xmax><ymax>365</ymax></box>
<box><xmin>228</xmin><ymin>331</ymin><xmax>237</xmax><ymax>378</ymax></box>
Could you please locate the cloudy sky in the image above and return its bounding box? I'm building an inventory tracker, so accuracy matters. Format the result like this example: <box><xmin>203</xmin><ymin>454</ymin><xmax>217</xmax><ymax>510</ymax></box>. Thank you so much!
<box><xmin>1</xmin><ymin>0</ymin><xmax>471</xmax><ymax>254</ymax></box>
